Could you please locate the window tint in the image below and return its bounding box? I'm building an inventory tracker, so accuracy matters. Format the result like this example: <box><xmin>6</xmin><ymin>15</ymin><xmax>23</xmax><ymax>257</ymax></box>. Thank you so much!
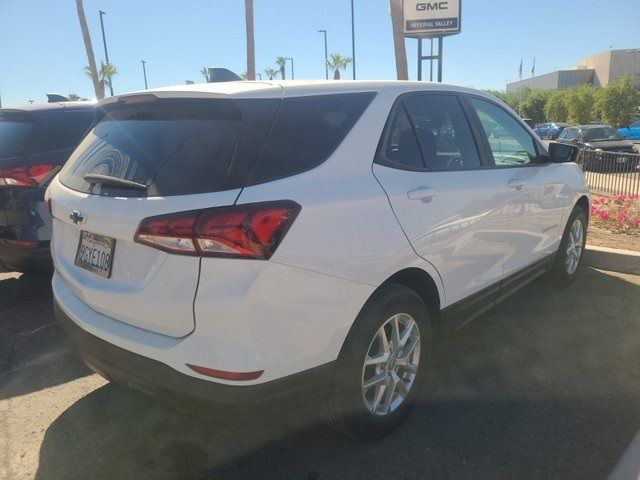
<box><xmin>404</xmin><ymin>95</ymin><xmax>481</xmax><ymax>171</ymax></box>
<box><xmin>43</xmin><ymin>110</ymin><xmax>95</xmax><ymax>151</ymax></box>
<box><xmin>583</xmin><ymin>126</ymin><xmax>623</xmax><ymax>141</ymax></box>
<box><xmin>59</xmin><ymin>99</ymin><xmax>279</xmax><ymax>197</ymax></box>
<box><xmin>470</xmin><ymin>98</ymin><xmax>537</xmax><ymax>167</ymax></box>
<box><xmin>376</xmin><ymin>105</ymin><xmax>424</xmax><ymax>169</ymax></box>
<box><xmin>248</xmin><ymin>93</ymin><xmax>375</xmax><ymax>185</ymax></box>
<box><xmin>0</xmin><ymin>112</ymin><xmax>33</xmax><ymax>158</ymax></box>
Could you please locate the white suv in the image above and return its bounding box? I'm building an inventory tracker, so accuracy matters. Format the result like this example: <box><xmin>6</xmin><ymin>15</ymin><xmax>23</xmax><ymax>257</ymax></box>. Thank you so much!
<box><xmin>48</xmin><ymin>81</ymin><xmax>589</xmax><ymax>439</ymax></box>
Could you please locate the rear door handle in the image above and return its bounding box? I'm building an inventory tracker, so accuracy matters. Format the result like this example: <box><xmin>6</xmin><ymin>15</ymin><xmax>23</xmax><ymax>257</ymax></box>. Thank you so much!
<box><xmin>407</xmin><ymin>187</ymin><xmax>438</xmax><ymax>201</ymax></box>
<box><xmin>507</xmin><ymin>179</ymin><xmax>526</xmax><ymax>190</ymax></box>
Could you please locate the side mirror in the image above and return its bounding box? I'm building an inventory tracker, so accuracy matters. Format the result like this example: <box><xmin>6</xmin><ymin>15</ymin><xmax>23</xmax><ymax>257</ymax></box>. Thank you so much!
<box><xmin>548</xmin><ymin>142</ymin><xmax>578</xmax><ymax>163</ymax></box>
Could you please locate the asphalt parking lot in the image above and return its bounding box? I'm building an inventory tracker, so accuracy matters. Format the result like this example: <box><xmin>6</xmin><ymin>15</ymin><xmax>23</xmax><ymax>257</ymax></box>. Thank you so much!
<box><xmin>2</xmin><ymin>267</ymin><xmax>640</xmax><ymax>480</ymax></box>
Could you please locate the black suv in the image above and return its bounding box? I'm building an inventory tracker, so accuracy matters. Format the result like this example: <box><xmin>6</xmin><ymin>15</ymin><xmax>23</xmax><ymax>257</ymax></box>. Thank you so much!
<box><xmin>0</xmin><ymin>101</ymin><xmax>94</xmax><ymax>272</ymax></box>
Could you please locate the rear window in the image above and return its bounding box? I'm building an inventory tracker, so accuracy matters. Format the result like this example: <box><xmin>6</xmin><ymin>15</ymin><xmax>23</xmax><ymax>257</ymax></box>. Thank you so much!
<box><xmin>43</xmin><ymin>110</ymin><xmax>95</xmax><ymax>152</ymax></box>
<box><xmin>247</xmin><ymin>92</ymin><xmax>375</xmax><ymax>185</ymax></box>
<box><xmin>0</xmin><ymin>112</ymin><xmax>33</xmax><ymax>159</ymax></box>
<box><xmin>583</xmin><ymin>126</ymin><xmax>622</xmax><ymax>142</ymax></box>
<box><xmin>59</xmin><ymin>99</ymin><xmax>279</xmax><ymax>197</ymax></box>
<box><xmin>59</xmin><ymin>93</ymin><xmax>374</xmax><ymax>196</ymax></box>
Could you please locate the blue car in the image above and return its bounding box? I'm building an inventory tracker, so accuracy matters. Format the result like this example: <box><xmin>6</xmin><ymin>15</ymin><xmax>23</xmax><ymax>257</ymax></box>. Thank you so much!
<box><xmin>534</xmin><ymin>122</ymin><xmax>569</xmax><ymax>140</ymax></box>
<box><xmin>618</xmin><ymin>120</ymin><xmax>640</xmax><ymax>141</ymax></box>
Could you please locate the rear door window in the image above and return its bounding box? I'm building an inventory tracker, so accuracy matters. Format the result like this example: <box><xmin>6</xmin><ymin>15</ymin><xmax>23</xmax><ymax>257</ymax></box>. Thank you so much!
<box><xmin>59</xmin><ymin>99</ymin><xmax>279</xmax><ymax>197</ymax></box>
<box><xmin>0</xmin><ymin>112</ymin><xmax>33</xmax><ymax>158</ymax></box>
<box><xmin>248</xmin><ymin>93</ymin><xmax>375</xmax><ymax>185</ymax></box>
<box><xmin>404</xmin><ymin>95</ymin><xmax>481</xmax><ymax>171</ymax></box>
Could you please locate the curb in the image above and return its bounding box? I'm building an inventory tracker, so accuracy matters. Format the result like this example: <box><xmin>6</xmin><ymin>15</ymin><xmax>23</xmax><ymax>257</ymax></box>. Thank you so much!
<box><xmin>608</xmin><ymin>431</ymin><xmax>640</xmax><ymax>480</ymax></box>
<box><xmin>584</xmin><ymin>245</ymin><xmax>640</xmax><ymax>275</ymax></box>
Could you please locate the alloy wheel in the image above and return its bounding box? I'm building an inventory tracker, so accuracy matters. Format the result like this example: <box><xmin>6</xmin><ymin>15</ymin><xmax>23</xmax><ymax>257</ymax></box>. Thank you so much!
<box><xmin>361</xmin><ymin>313</ymin><xmax>421</xmax><ymax>416</ymax></box>
<box><xmin>565</xmin><ymin>218</ymin><xmax>584</xmax><ymax>275</ymax></box>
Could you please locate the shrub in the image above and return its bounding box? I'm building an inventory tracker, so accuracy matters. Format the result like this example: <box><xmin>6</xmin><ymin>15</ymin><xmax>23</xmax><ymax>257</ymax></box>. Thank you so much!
<box><xmin>590</xmin><ymin>195</ymin><xmax>640</xmax><ymax>234</ymax></box>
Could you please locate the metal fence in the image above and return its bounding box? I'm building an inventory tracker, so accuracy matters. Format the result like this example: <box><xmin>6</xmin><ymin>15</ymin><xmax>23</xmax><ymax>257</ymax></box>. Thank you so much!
<box><xmin>577</xmin><ymin>149</ymin><xmax>640</xmax><ymax>196</ymax></box>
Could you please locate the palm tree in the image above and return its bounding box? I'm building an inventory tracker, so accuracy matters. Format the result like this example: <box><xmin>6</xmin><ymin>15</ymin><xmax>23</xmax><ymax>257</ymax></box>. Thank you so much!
<box><xmin>389</xmin><ymin>0</ymin><xmax>408</xmax><ymax>80</ymax></box>
<box><xmin>85</xmin><ymin>62</ymin><xmax>118</xmax><ymax>94</ymax></box>
<box><xmin>326</xmin><ymin>53</ymin><xmax>352</xmax><ymax>80</ymax></box>
<box><xmin>245</xmin><ymin>0</ymin><xmax>256</xmax><ymax>80</ymax></box>
<box><xmin>264</xmin><ymin>67</ymin><xmax>279</xmax><ymax>80</ymax></box>
<box><xmin>75</xmin><ymin>0</ymin><xmax>103</xmax><ymax>99</ymax></box>
<box><xmin>200</xmin><ymin>67</ymin><xmax>209</xmax><ymax>83</ymax></box>
<box><xmin>275</xmin><ymin>56</ymin><xmax>287</xmax><ymax>80</ymax></box>
<box><xmin>240</xmin><ymin>72</ymin><xmax>248</xmax><ymax>80</ymax></box>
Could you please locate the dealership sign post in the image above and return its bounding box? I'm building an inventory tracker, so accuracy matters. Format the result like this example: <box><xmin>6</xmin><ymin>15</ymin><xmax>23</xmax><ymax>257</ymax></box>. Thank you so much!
<box><xmin>403</xmin><ymin>0</ymin><xmax>461</xmax><ymax>82</ymax></box>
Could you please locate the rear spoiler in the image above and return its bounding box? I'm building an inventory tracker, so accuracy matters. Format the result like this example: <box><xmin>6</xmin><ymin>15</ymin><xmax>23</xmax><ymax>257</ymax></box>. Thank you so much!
<box><xmin>46</xmin><ymin>94</ymin><xmax>69</xmax><ymax>103</ymax></box>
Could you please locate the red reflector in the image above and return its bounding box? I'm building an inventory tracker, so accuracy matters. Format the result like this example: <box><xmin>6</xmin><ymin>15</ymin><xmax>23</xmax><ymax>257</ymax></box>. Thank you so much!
<box><xmin>0</xmin><ymin>164</ymin><xmax>55</xmax><ymax>187</ymax></box>
<box><xmin>4</xmin><ymin>239</ymin><xmax>38</xmax><ymax>248</ymax></box>
<box><xmin>186</xmin><ymin>364</ymin><xmax>264</xmax><ymax>381</ymax></box>
<box><xmin>134</xmin><ymin>201</ymin><xmax>301</xmax><ymax>260</ymax></box>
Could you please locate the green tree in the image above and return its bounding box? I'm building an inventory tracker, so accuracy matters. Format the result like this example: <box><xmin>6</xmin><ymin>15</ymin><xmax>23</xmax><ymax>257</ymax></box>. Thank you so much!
<box><xmin>564</xmin><ymin>85</ymin><xmax>597</xmax><ymax>124</ymax></box>
<box><xmin>263</xmin><ymin>67</ymin><xmax>278</xmax><ymax>80</ymax></box>
<box><xmin>544</xmin><ymin>91</ymin><xmax>568</xmax><ymax>122</ymax></box>
<box><xmin>67</xmin><ymin>93</ymin><xmax>88</xmax><ymax>101</ymax></box>
<box><xmin>594</xmin><ymin>75</ymin><xmax>639</xmax><ymax>127</ymax></box>
<box><xmin>485</xmin><ymin>89</ymin><xmax>527</xmax><ymax>113</ymax></box>
<box><xmin>85</xmin><ymin>62</ymin><xmax>118</xmax><ymax>95</ymax></box>
<box><xmin>275</xmin><ymin>56</ymin><xmax>287</xmax><ymax>80</ymax></box>
<box><xmin>520</xmin><ymin>90</ymin><xmax>551</xmax><ymax>123</ymax></box>
<box><xmin>200</xmin><ymin>67</ymin><xmax>209</xmax><ymax>82</ymax></box>
<box><xmin>326</xmin><ymin>53</ymin><xmax>352</xmax><ymax>80</ymax></box>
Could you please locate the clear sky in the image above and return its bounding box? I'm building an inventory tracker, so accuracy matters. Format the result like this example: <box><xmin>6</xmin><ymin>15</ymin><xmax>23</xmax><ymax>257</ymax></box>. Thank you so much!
<box><xmin>1</xmin><ymin>0</ymin><xmax>638</xmax><ymax>107</ymax></box>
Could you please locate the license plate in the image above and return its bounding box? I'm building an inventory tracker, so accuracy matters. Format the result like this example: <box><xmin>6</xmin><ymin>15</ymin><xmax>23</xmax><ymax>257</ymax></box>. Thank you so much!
<box><xmin>74</xmin><ymin>231</ymin><xmax>115</xmax><ymax>278</ymax></box>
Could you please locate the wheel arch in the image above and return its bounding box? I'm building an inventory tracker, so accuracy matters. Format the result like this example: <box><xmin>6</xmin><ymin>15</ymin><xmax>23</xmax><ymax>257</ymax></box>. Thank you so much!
<box><xmin>370</xmin><ymin>267</ymin><xmax>443</xmax><ymax>332</ymax></box>
<box><xmin>575</xmin><ymin>195</ymin><xmax>590</xmax><ymax>222</ymax></box>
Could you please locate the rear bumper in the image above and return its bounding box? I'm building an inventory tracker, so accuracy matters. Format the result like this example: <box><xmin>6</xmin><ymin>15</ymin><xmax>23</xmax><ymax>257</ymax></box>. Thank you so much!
<box><xmin>54</xmin><ymin>300</ymin><xmax>336</xmax><ymax>406</ymax></box>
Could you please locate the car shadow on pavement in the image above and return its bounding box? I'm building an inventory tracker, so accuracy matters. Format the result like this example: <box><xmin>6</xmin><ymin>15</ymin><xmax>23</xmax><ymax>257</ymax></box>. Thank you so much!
<box><xmin>33</xmin><ymin>268</ymin><xmax>640</xmax><ymax>480</ymax></box>
<box><xmin>0</xmin><ymin>272</ymin><xmax>91</xmax><ymax>400</ymax></box>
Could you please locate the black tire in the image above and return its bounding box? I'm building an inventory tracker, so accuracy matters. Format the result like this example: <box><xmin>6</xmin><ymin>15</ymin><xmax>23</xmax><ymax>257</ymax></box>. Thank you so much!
<box><xmin>324</xmin><ymin>284</ymin><xmax>433</xmax><ymax>440</ymax></box>
<box><xmin>551</xmin><ymin>206</ymin><xmax>588</xmax><ymax>287</ymax></box>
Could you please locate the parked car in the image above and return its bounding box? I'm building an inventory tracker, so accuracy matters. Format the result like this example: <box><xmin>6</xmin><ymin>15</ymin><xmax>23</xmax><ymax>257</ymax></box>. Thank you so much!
<box><xmin>0</xmin><ymin>101</ymin><xmax>94</xmax><ymax>272</ymax></box>
<box><xmin>49</xmin><ymin>81</ymin><xmax>587</xmax><ymax>440</ymax></box>
<box><xmin>618</xmin><ymin>120</ymin><xmax>640</xmax><ymax>141</ymax></box>
<box><xmin>556</xmin><ymin>124</ymin><xmax>638</xmax><ymax>171</ymax></box>
<box><xmin>534</xmin><ymin>122</ymin><xmax>569</xmax><ymax>140</ymax></box>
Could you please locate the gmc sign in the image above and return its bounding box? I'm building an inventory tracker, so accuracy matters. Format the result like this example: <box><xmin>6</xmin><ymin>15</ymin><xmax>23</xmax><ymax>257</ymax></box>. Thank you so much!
<box><xmin>416</xmin><ymin>2</ymin><xmax>449</xmax><ymax>11</ymax></box>
<box><xmin>404</xmin><ymin>0</ymin><xmax>461</xmax><ymax>37</ymax></box>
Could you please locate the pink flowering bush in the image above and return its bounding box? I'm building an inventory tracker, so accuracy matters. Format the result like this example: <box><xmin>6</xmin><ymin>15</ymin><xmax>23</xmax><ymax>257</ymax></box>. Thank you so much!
<box><xmin>590</xmin><ymin>195</ymin><xmax>640</xmax><ymax>234</ymax></box>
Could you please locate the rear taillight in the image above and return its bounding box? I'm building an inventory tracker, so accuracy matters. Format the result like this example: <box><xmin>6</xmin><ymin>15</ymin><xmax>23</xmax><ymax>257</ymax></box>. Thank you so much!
<box><xmin>134</xmin><ymin>201</ymin><xmax>301</xmax><ymax>260</ymax></box>
<box><xmin>0</xmin><ymin>164</ymin><xmax>55</xmax><ymax>187</ymax></box>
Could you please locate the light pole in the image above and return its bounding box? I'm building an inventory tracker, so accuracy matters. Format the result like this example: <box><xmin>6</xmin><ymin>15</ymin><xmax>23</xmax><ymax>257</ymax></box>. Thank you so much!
<box><xmin>350</xmin><ymin>0</ymin><xmax>356</xmax><ymax>80</ymax></box>
<box><xmin>286</xmin><ymin>57</ymin><xmax>294</xmax><ymax>80</ymax></box>
<box><xmin>318</xmin><ymin>30</ymin><xmax>328</xmax><ymax>80</ymax></box>
<box><xmin>141</xmin><ymin>60</ymin><xmax>148</xmax><ymax>89</ymax></box>
<box><xmin>98</xmin><ymin>10</ymin><xmax>114</xmax><ymax>96</ymax></box>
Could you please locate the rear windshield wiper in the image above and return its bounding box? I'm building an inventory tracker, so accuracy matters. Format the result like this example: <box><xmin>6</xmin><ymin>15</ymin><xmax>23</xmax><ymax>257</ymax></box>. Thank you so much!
<box><xmin>83</xmin><ymin>173</ymin><xmax>148</xmax><ymax>191</ymax></box>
